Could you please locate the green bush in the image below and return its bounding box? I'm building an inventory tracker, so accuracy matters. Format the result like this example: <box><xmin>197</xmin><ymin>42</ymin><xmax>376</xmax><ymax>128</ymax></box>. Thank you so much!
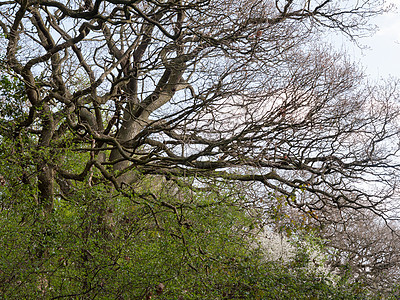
<box><xmin>0</xmin><ymin>176</ymin><xmax>377</xmax><ymax>299</ymax></box>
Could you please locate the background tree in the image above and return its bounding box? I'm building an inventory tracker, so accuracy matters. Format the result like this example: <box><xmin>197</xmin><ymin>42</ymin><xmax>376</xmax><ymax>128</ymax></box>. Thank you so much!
<box><xmin>319</xmin><ymin>208</ymin><xmax>400</xmax><ymax>296</ymax></box>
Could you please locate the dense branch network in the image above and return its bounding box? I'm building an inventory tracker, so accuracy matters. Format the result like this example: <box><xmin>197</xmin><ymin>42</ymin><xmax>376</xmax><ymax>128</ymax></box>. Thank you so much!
<box><xmin>0</xmin><ymin>0</ymin><xmax>399</xmax><ymax>216</ymax></box>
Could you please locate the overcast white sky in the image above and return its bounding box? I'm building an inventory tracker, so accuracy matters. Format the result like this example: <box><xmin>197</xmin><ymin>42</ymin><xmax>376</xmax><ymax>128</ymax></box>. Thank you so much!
<box><xmin>343</xmin><ymin>1</ymin><xmax>400</xmax><ymax>79</ymax></box>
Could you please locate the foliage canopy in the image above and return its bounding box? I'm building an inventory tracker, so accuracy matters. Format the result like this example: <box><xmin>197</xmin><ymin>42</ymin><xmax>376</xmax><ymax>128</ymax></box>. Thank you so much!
<box><xmin>1</xmin><ymin>0</ymin><xmax>400</xmax><ymax>298</ymax></box>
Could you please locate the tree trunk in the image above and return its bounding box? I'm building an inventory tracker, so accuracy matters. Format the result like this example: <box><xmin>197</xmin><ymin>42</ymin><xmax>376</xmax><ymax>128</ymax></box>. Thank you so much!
<box><xmin>37</xmin><ymin>163</ymin><xmax>55</xmax><ymax>216</ymax></box>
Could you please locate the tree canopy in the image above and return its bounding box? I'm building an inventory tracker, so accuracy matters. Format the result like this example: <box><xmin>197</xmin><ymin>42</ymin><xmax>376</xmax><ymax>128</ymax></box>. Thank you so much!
<box><xmin>1</xmin><ymin>0</ymin><xmax>400</xmax><ymax>298</ymax></box>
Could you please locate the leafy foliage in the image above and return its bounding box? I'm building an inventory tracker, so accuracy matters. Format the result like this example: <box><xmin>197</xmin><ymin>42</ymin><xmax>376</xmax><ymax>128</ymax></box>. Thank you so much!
<box><xmin>0</xmin><ymin>184</ymin><xmax>377</xmax><ymax>299</ymax></box>
<box><xmin>0</xmin><ymin>137</ymin><xmax>387</xmax><ymax>298</ymax></box>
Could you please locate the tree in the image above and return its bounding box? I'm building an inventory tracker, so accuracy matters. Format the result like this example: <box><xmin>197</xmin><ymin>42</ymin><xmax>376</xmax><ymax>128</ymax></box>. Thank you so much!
<box><xmin>1</xmin><ymin>0</ymin><xmax>398</xmax><ymax>214</ymax></box>
<box><xmin>319</xmin><ymin>208</ymin><xmax>400</xmax><ymax>295</ymax></box>
<box><xmin>1</xmin><ymin>0</ymin><xmax>400</xmax><ymax>297</ymax></box>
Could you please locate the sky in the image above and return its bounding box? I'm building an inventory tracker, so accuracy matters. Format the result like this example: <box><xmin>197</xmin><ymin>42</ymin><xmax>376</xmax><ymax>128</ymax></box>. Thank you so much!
<box><xmin>342</xmin><ymin>1</ymin><xmax>400</xmax><ymax>79</ymax></box>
